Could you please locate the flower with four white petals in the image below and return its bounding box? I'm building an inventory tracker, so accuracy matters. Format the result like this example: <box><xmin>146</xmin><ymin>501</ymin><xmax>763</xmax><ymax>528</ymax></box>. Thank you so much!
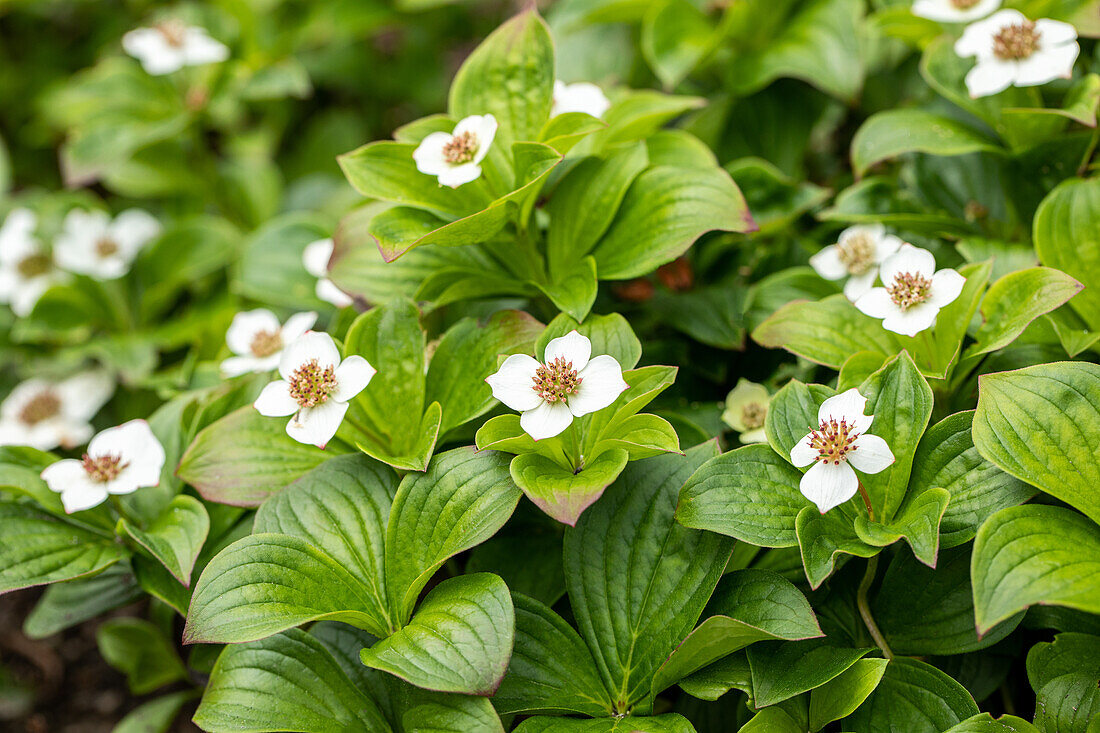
<box><xmin>221</xmin><ymin>309</ymin><xmax>318</xmax><ymax>377</ymax></box>
<box><xmin>810</xmin><ymin>224</ymin><xmax>903</xmax><ymax>301</ymax></box>
<box><xmin>122</xmin><ymin>20</ymin><xmax>229</xmax><ymax>76</ymax></box>
<box><xmin>413</xmin><ymin>114</ymin><xmax>498</xmax><ymax>188</ymax></box>
<box><xmin>912</xmin><ymin>0</ymin><xmax>1000</xmax><ymax>23</ymax></box>
<box><xmin>254</xmin><ymin>331</ymin><xmax>375</xmax><ymax>448</ymax></box>
<box><xmin>40</xmin><ymin>420</ymin><xmax>166</xmax><ymax>514</ymax></box>
<box><xmin>854</xmin><ymin>243</ymin><xmax>966</xmax><ymax>337</ymax></box>
<box><xmin>54</xmin><ymin>208</ymin><xmax>162</xmax><ymax>280</ymax></box>
<box><xmin>485</xmin><ymin>330</ymin><xmax>629</xmax><ymax>441</ymax></box>
<box><xmin>0</xmin><ymin>371</ymin><xmax>115</xmax><ymax>450</ymax></box>
<box><xmin>790</xmin><ymin>389</ymin><xmax>895</xmax><ymax>514</ymax></box>
<box><xmin>551</xmin><ymin>80</ymin><xmax>611</xmax><ymax>119</ymax></box>
<box><xmin>303</xmin><ymin>238</ymin><xmax>353</xmax><ymax>308</ymax></box>
<box><xmin>955</xmin><ymin>10</ymin><xmax>1079</xmax><ymax>98</ymax></box>
<box><xmin>0</xmin><ymin>208</ymin><xmax>67</xmax><ymax>317</ymax></box>
<box><xmin>722</xmin><ymin>379</ymin><xmax>771</xmax><ymax>444</ymax></box>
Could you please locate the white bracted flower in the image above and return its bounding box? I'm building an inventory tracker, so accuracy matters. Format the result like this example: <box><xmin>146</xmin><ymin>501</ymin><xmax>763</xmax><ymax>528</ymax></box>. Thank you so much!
<box><xmin>54</xmin><ymin>208</ymin><xmax>162</xmax><ymax>280</ymax></box>
<box><xmin>551</xmin><ymin>80</ymin><xmax>611</xmax><ymax>119</ymax></box>
<box><xmin>0</xmin><ymin>208</ymin><xmax>67</xmax><ymax>317</ymax></box>
<box><xmin>722</xmin><ymin>379</ymin><xmax>770</xmax><ymax>444</ymax></box>
<box><xmin>955</xmin><ymin>10</ymin><xmax>1079</xmax><ymax>98</ymax></box>
<box><xmin>854</xmin><ymin>243</ymin><xmax>966</xmax><ymax>337</ymax></box>
<box><xmin>912</xmin><ymin>0</ymin><xmax>1000</xmax><ymax>23</ymax></box>
<box><xmin>254</xmin><ymin>331</ymin><xmax>375</xmax><ymax>448</ymax></box>
<box><xmin>413</xmin><ymin>114</ymin><xmax>498</xmax><ymax>188</ymax></box>
<box><xmin>485</xmin><ymin>330</ymin><xmax>629</xmax><ymax>441</ymax></box>
<box><xmin>0</xmin><ymin>371</ymin><xmax>115</xmax><ymax>451</ymax></box>
<box><xmin>221</xmin><ymin>309</ymin><xmax>318</xmax><ymax>377</ymax></box>
<box><xmin>790</xmin><ymin>389</ymin><xmax>895</xmax><ymax>514</ymax></box>
<box><xmin>40</xmin><ymin>420</ymin><xmax>165</xmax><ymax>514</ymax></box>
<box><xmin>810</xmin><ymin>224</ymin><xmax>903</xmax><ymax>301</ymax></box>
<box><xmin>122</xmin><ymin>20</ymin><xmax>229</xmax><ymax>76</ymax></box>
<box><xmin>303</xmin><ymin>238</ymin><xmax>353</xmax><ymax>308</ymax></box>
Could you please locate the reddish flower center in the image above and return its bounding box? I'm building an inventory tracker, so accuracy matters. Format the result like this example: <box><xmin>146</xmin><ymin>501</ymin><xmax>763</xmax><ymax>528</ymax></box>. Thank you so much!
<box><xmin>19</xmin><ymin>391</ymin><xmax>61</xmax><ymax>425</ymax></box>
<box><xmin>808</xmin><ymin>417</ymin><xmax>860</xmax><ymax>465</ymax></box>
<box><xmin>443</xmin><ymin>131</ymin><xmax>478</xmax><ymax>164</ymax></box>
<box><xmin>993</xmin><ymin>21</ymin><xmax>1040</xmax><ymax>60</ymax></box>
<box><xmin>95</xmin><ymin>237</ymin><xmax>119</xmax><ymax>257</ymax></box>
<box><xmin>82</xmin><ymin>453</ymin><xmax>129</xmax><ymax>483</ymax></box>
<box><xmin>249</xmin><ymin>329</ymin><xmax>283</xmax><ymax>358</ymax></box>
<box><xmin>289</xmin><ymin>359</ymin><xmax>337</xmax><ymax>408</ymax></box>
<box><xmin>532</xmin><ymin>357</ymin><xmax>581</xmax><ymax>403</ymax></box>
<box><xmin>950</xmin><ymin>0</ymin><xmax>981</xmax><ymax>8</ymax></box>
<box><xmin>741</xmin><ymin>402</ymin><xmax>767</xmax><ymax>430</ymax></box>
<box><xmin>17</xmin><ymin>254</ymin><xmax>51</xmax><ymax>278</ymax></box>
<box><xmin>886</xmin><ymin>271</ymin><xmax>933</xmax><ymax>310</ymax></box>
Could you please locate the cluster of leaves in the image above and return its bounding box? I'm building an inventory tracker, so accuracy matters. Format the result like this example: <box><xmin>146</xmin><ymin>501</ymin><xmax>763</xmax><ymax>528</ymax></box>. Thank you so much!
<box><xmin>2</xmin><ymin>0</ymin><xmax>1100</xmax><ymax>732</ymax></box>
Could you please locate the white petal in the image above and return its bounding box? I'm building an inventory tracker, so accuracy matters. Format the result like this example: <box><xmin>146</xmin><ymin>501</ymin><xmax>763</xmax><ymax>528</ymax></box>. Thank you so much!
<box><xmin>543</xmin><ymin>330</ymin><xmax>592</xmax><ymax>371</ymax></box>
<box><xmin>848</xmin><ymin>433</ymin><xmax>895</xmax><ymax>475</ymax></box>
<box><xmin>40</xmin><ymin>459</ymin><xmax>87</xmax><ymax>495</ymax></box>
<box><xmin>912</xmin><ymin>0</ymin><xmax>1001</xmax><ymax>22</ymax></box>
<box><xmin>0</xmin><ymin>208</ymin><xmax>38</xmax><ymax>262</ymax></box>
<box><xmin>882</xmin><ymin>301</ymin><xmax>940</xmax><ymax>336</ymax></box>
<box><xmin>790</xmin><ymin>433</ymin><xmax>818</xmax><ymax>467</ymax></box>
<box><xmin>818</xmin><ymin>388</ymin><xmax>872</xmax><ymax>432</ymax></box>
<box><xmin>180</xmin><ymin>28</ymin><xmax>230</xmax><ymax>66</ymax></box>
<box><xmin>929</xmin><ymin>268</ymin><xmax>966</xmax><ymax>308</ymax></box>
<box><xmin>11</xmin><ymin>277</ymin><xmax>54</xmax><ymax>317</ymax></box>
<box><xmin>519</xmin><ymin>400</ymin><xmax>574</xmax><ymax>441</ymax></box>
<box><xmin>61</xmin><ymin>485</ymin><xmax>110</xmax><ymax>513</ymax></box>
<box><xmin>1034</xmin><ymin>18</ymin><xmax>1078</xmax><ymax>46</ymax></box>
<box><xmin>287</xmin><ymin>400</ymin><xmax>347</xmax><ymax>448</ymax></box>
<box><xmin>470</xmin><ymin>114</ymin><xmax>498</xmax><ymax>165</ymax></box>
<box><xmin>1014</xmin><ymin>43</ymin><xmax>1079</xmax><ymax>86</ymax></box>
<box><xmin>124</xmin><ymin>28</ymin><xmax>187</xmax><ymax>76</ymax></box>
<box><xmin>843</xmin><ymin>270</ymin><xmax>878</xmax><ymax>301</ymax></box>
<box><xmin>52</xmin><ymin>421</ymin><xmax>94</xmax><ymax>451</ymax></box>
<box><xmin>956</xmin><ymin>10</ymin><xmax>1027</xmax><ymax>58</ymax></box>
<box><xmin>412</xmin><ymin>133</ymin><xmax>453</xmax><ymax>177</ymax></box>
<box><xmin>316</xmin><ymin>278</ymin><xmax>353</xmax><ymax>308</ymax></box>
<box><xmin>1</xmin><ymin>379</ymin><xmax>51</xmax><ymax>419</ymax></box>
<box><xmin>800</xmin><ymin>461</ymin><xmax>860</xmax><ymax>514</ymax></box>
<box><xmin>302</xmin><ymin>238</ymin><xmax>335</xmax><ymax>277</ymax></box>
<box><xmin>740</xmin><ymin>428</ymin><xmax>768</xmax><ymax>444</ymax></box>
<box><xmin>226</xmin><ymin>309</ymin><xmax>281</xmax><ymax>355</ymax></box>
<box><xmin>552</xmin><ymin>81</ymin><xmax>611</xmax><ymax>119</ymax></box>
<box><xmin>332</xmin><ymin>356</ymin><xmax>375</xmax><ymax>402</ymax></box>
<box><xmin>809</xmin><ymin>245</ymin><xmax>847</xmax><ymax>280</ymax></box>
<box><xmin>221</xmin><ymin>355</ymin><xmax>266</xmax><ymax>377</ymax></box>
<box><xmin>723</xmin><ymin>379</ymin><xmax>770</xmax><ymax>432</ymax></box>
<box><xmin>838</xmin><ymin>223</ymin><xmax>884</xmax><ymax>246</ymax></box>
<box><xmin>89</xmin><ymin>420</ymin><xmax>164</xmax><ymax>488</ymax></box>
<box><xmin>486</xmin><ymin>354</ymin><xmax>543</xmax><ymax>412</ymax></box>
<box><xmin>58</xmin><ymin>371</ymin><xmax>114</xmax><ymax>420</ymax></box>
<box><xmin>881</xmin><ymin>244</ymin><xmax>936</xmax><ymax>283</ymax></box>
<box><xmin>278</xmin><ymin>331</ymin><xmax>340</xmax><ymax>379</ymax></box>
<box><xmin>254</xmin><ymin>380</ymin><xmax>298</xmax><ymax>416</ymax></box>
<box><xmin>109</xmin><ymin>209</ymin><xmax>162</xmax><ymax>258</ymax></box>
<box><xmin>875</xmin><ymin>234</ymin><xmax>903</xmax><ymax>263</ymax></box>
<box><xmin>281</xmin><ymin>312</ymin><xmax>319</xmax><ymax>343</ymax></box>
<box><xmin>965</xmin><ymin>58</ymin><xmax>1017</xmax><ymax>98</ymax></box>
<box><xmin>436</xmin><ymin>163</ymin><xmax>483</xmax><ymax>188</ymax></box>
<box><xmin>855</xmin><ymin>288</ymin><xmax>897</xmax><ymax>320</ymax></box>
<box><xmin>569</xmin><ymin>355</ymin><xmax>628</xmax><ymax>417</ymax></box>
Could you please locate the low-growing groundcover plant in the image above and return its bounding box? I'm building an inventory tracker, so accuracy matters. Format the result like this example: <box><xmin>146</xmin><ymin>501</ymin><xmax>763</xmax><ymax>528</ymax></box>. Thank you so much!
<box><xmin>1</xmin><ymin>1</ymin><xmax>1100</xmax><ymax>732</ymax></box>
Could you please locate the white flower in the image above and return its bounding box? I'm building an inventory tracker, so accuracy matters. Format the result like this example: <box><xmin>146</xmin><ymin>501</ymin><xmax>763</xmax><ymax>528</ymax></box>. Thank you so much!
<box><xmin>253</xmin><ymin>331</ymin><xmax>375</xmax><ymax>448</ymax></box>
<box><xmin>955</xmin><ymin>10</ymin><xmax>1079</xmax><ymax>98</ymax></box>
<box><xmin>221</xmin><ymin>309</ymin><xmax>318</xmax><ymax>377</ymax></box>
<box><xmin>413</xmin><ymin>114</ymin><xmax>498</xmax><ymax>188</ymax></box>
<box><xmin>0</xmin><ymin>371</ymin><xmax>114</xmax><ymax>451</ymax></box>
<box><xmin>485</xmin><ymin>330</ymin><xmax>629</xmax><ymax>441</ymax></box>
<box><xmin>854</xmin><ymin>243</ymin><xmax>966</xmax><ymax>337</ymax></box>
<box><xmin>912</xmin><ymin>0</ymin><xmax>1000</xmax><ymax>23</ymax></box>
<box><xmin>54</xmin><ymin>208</ymin><xmax>161</xmax><ymax>280</ymax></box>
<box><xmin>810</xmin><ymin>224</ymin><xmax>903</xmax><ymax>301</ymax></box>
<box><xmin>303</xmin><ymin>238</ymin><xmax>353</xmax><ymax>308</ymax></box>
<box><xmin>721</xmin><ymin>379</ymin><xmax>770</xmax><ymax>444</ymax></box>
<box><xmin>790</xmin><ymin>389</ymin><xmax>895</xmax><ymax>514</ymax></box>
<box><xmin>40</xmin><ymin>420</ymin><xmax>165</xmax><ymax>513</ymax></box>
<box><xmin>551</xmin><ymin>80</ymin><xmax>611</xmax><ymax>119</ymax></box>
<box><xmin>122</xmin><ymin>21</ymin><xmax>229</xmax><ymax>76</ymax></box>
<box><xmin>0</xmin><ymin>208</ymin><xmax>66</xmax><ymax>317</ymax></box>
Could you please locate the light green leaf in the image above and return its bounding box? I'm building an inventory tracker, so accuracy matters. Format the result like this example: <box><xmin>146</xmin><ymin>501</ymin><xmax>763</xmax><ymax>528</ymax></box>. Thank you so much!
<box><xmin>536</xmin><ymin>312</ymin><xmax>643</xmax><ymax>370</ymax></box>
<box><xmin>539</xmin><ymin>111</ymin><xmax>606</xmax><ymax>154</ymax></box>
<box><xmin>112</xmin><ymin>690</ymin><xmax>198</xmax><ymax>733</ymax></box>
<box><xmin>852</xmin><ymin>110</ymin><xmax>1003</xmax><ymax>177</ymax></box>
<box><xmin>795</xmin><ymin>505</ymin><xmax>878</xmax><ymax>589</ymax></box>
<box><xmin>746</xmin><ymin>639</ymin><xmax>871</xmax><ymax>708</ymax></box>
<box><xmin>96</xmin><ymin>618</ymin><xmax>187</xmax><ymax>695</ymax></box>
<box><xmin>740</xmin><ymin>707</ymin><xmax>803</xmax><ymax>733</ymax></box>
<box><xmin>23</xmin><ymin>565</ymin><xmax>142</xmax><ymax>639</ymax></box>
<box><xmin>808</xmin><ymin>658</ymin><xmax>889</xmax><ymax>732</ymax></box>
<box><xmin>1033</xmin><ymin>178</ymin><xmax>1100</xmax><ymax>329</ymax></box>
<box><xmin>513</xmin><ymin>714</ymin><xmax>697</xmax><ymax>732</ymax></box>
<box><xmin>944</xmin><ymin>714</ymin><xmax>1041</xmax><ymax>733</ymax></box>
<box><xmin>846</xmin><ymin>657</ymin><xmax>979</xmax><ymax>733</ymax></box>
<box><xmin>641</xmin><ymin>0</ymin><xmax>716</xmax><ymax>88</ymax></box>
<box><xmin>853</xmin><ymin>487</ymin><xmax>949</xmax><ymax>568</ymax></box>
<box><xmin>511</xmin><ymin>448</ymin><xmax>629</xmax><ymax>526</ymax></box>
<box><xmin>966</xmin><ymin>267</ymin><xmax>1082</xmax><ymax>358</ymax></box>
<box><xmin>537</xmin><ymin>256</ymin><xmax>599</xmax><ymax>323</ymax></box>
<box><xmin>119</xmin><ymin>495</ymin><xmax>208</xmax><ymax>587</ymax></box>
<box><xmin>677</xmin><ymin>652</ymin><xmax>752</xmax><ymax>702</ymax></box>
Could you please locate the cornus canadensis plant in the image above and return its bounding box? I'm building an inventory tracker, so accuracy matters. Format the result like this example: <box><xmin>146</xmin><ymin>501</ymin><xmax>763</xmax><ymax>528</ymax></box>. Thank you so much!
<box><xmin>551</xmin><ymin>80</ymin><xmax>611</xmax><ymax>118</ymax></box>
<box><xmin>721</xmin><ymin>378</ymin><xmax>771</xmax><ymax>444</ymax></box>
<box><xmin>302</xmin><ymin>238</ymin><xmax>353</xmax><ymax>308</ymax></box>
<box><xmin>810</xmin><ymin>223</ymin><xmax>903</xmax><ymax>301</ymax></box>
<box><xmin>854</xmin><ymin>244</ymin><xmax>966</xmax><ymax>336</ymax></box>
<box><xmin>53</xmin><ymin>208</ymin><xmax>161</xmax><ymax>280</ymax></box>
<box><xmin>121</xmin><ymin>20</ymin><xmax>229</xmax><ymax>75</ymax></box>
<box><xmin>955</xmin><ymin>9</ymin><xmax>1079</xmax><ymax>97</ymax></box>
<box><xmin>0</xmin><ymin>372</ymin><xmax>113</xmax><ymax>450</ymax></box>
<box><xmin>0</xmin><ymin>208</ymin><xmax>65</xmax><ymax>317</ymax></box>
<box><xmin>220</xmin><ymin>309</ymin><xmax>317</xmax><ymax>376</ymax></box>
<box><xmin>911</xmin><ymin>0</ymin><xmax>1000</xmax><ymax>23</ymax></box>
<box><xmin>413</xmin><ymin>114</ymin><xmax>499</xmax><ymax>187</ymax></box>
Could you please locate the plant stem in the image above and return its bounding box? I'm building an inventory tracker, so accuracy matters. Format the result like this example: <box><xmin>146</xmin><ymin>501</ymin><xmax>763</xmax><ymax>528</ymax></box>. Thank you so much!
<box><xmin>857</xmin><ymin>482</ymin><xmax>875</xmax><ymax>522</ymax></box>
<box><xmin>857</xmin><ymin>554</ymin><xmax>893</xmax><ymax>659</ymax></box>
<box><xmin>1079</xmin><ymin>125</ymin><xmax>1100</xmax><ymax>177</ymax></box>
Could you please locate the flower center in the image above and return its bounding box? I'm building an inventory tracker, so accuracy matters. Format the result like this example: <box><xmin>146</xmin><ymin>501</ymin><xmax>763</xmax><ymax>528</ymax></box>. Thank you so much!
<box><xmin>82</xmin><ymin>453</ymin><xmax>129</xmax><ymax>483</ymax></box>
<box><xmin>17</xmin><ymin>253</ymin><xmax>51</xmax><ymax>278</ymax></box>
<box><xmin>950</xmin><ymin>0</ymin><xmax>981</xmax><ymax>8</ymax></box>
<box><xmin>443</xmin><ymin>131</ymin><xmax>478</xmax><ymax>164</ymax></box>
<box><xmin>95</xmin><ymin>237</ymin><xmax>119</xmax><ymax>258</ymax></box>
<box><xmin>288</xmin><ymin>359</ymin><xmax>337</xmax><ymax>408</ymax></box>
<box><xmin>993</xmin><ymin>21</ymin><xmax>1040</xmax><ymax>60</ymax></box>
<box><xmin>740</xmin><ymin>402</ymin><xmax>767</xmax><ymax>430</ymax></box>
<box><xmin>156</xmin><ymin>20</ymin><xmax>188</xmax><ymax>48</ymax></box>
<box><xmin>532</xmin><ymin>357</ymin><xmax>582</xmax><ymax>403</ymax></box>
<box><xmin>886</xmin><ymin>271</ymin><xmax>933</xmax><ymax>310</ymax></box>
<box><xmin>18</xmin><ymin>391</ymin><xmax>61</xmax><ymax>425</ymax></box>
<box><xmin>249</xmin><ymin>329</ymin><xmax>283</xmax><ymax>358</ymax></box>
<box><xmin>837</xmin><ymin>233</ymin><xmax>876</xmax><ymax>275</ymax></box>
<box><xmin>809</xmin><ymin>417</ymin><xmax>860</xmax><ymax>465</ymax></box>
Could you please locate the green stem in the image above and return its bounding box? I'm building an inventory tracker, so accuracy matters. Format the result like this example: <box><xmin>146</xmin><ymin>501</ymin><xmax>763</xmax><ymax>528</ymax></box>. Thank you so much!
<box><xmin>1079</xmin><ymin>125</ymin><xmax>1100</xmax><ymax>178</ymax></box>
<box><xmin>857</xmin><ymin>555</ymin><xmax>893</xmax><ymax>659</ymax></box>
<box><xmin>857</xmin><ymin>482</ymin><xmax>875</xmax><ymax>523</ymax></box>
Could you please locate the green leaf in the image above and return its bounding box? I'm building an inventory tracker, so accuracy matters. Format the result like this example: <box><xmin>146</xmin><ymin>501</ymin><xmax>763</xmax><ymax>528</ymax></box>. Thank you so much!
<box><xmin>846</xmin><ymin>657</ymin><xmax>979</xmax><ymax>733</ymax></box>
<box><xmin>727</xmin><ymin>157</ymin><xmax>830</xmax><ymax>235</ymax></box>
<box><xmin>23</xmin><ymin>565</ymin><xmax>142</xmax><ymax>638</ymax></box>
<box><xmin>1034</xmin><ymin>676</ymin><xmax>1100</xmax><ymax>733</ymax></box>
<box><xmin>564</xmin><ymin>444</ymin><xmax>734</xmax><ymax>712</ymax></box>
<box><xmin>971</xmin><ymin>504</ymin><xmax>1100</xmax><ymax>634</ymax></box>
<box><xmin>581</xmin><ymin>90</ymin><xmax>704</xmax><ymax>154</ymax></box>
<box><xmin>536</xmin><ymin>312</ymin><xmax>643</xmax><ymax>370</ymax></box>
<box><xmin>592</xmin><ymin>165</ymin><xmax>755</xmax><ymax>280</ymax></box>
<box><xmin>650</xmin><ymin>569</ymin><xmax>823</xmax><ymax>697</ymax></box>
<box><xmin>0</xmin><ymin>502</ymin><xmax>127</xmax><ymax>593</ymax></box>
<box><xmin>851</xmin><ymin>110</ymin><xmax>1003</xmax><ymax>177</ymax></box>
<box><xmin>539</xmin><ymin>111</ymin><xmax>606</xmax><ymax>154</ymax></box>
<box><xmin>590</xmin><ymin>413</ymin><xmax>682</xmax><ymax>461</ymax></box>
<box><xmin>1027</xmin><ymin>632</ymin><xmax>1100</xmax><ymax>692</ymax></box>
<box><xmin>808</xmin><ymin>658</ymin><xmax>889</xmax><ymax>732</ymax></box>
<box><xmin>466</xmin><ymin>526</ymin><xmax>565</xmax><ymax>607</ymax></box>
<box><xmin>973</xmin><ymin>361</ymin><xmax>1100</xmax><ymax>524</ymax></box>
<box><xmin>944</xmin><ymin>714</ymin><xmax>1041</xmax><ymax>733</ymax></box>
<box><xmin>537</xmin><ymin>256</ymin><xmax>599</xmax><ymax>322</ymax></box>
<box><xmin>1033</xmin><ymin>178</ymin><xmax>1100</xmax><ymax>329</ymax></box>
<box><xmin>677</xmin><ymin>444</ymin><xmax>809</xmax><ymax>548</ymax></box>
<box><xmin>385</xmin><ymin>447</ymin><xmax>520</xmax><ymax>623</ymax></box>
<box><xmin>136</xmin><ymin>216</ymin><xmax>242</xmax><ymax>318</ymax></box>
<box><xmin>234</xmin><ymin>214</ymin><xmax>339</xmax><ymax>310</ymax></box>
<box><xmin>178</xmin><ymin>406</ymin><xmax>348</xmax><ymax>507</ymax></box>
<box><xmin>494</xmin><ymin>593</ymin><xmax>613</xmax><ymax>716</ymax></box>
<box><xmin>509</xmin><ymin>449</ymin><xmax>629</xmax><ymax>527</ymax></box>
<box><xmin>119</xmin><ymin>495</ymin><xmax>208</xmax><ymax>587</ymax></box>
<box><xmin>764</xmin><ymin>380</ymin><xmax>835</xmax><ymax>461</ymax></box>
<box><xmin>96</xmin><ymin>618</ymin><xmax>187</xmax><ymax>695</ymax></box>
<box><xmin>112</xmin><ymin>690</ymin><xmax>198</xmax><ymax>733</ymax></box>
<box><xmin>677</xmin><ymin>652</ymin><xmax>753</xmax><ymax>701</ymax></box>
<box><xmin>795</xmin><ymin>505</ymin><xmax>878</xmax><ymax>589</ymax></box>
<box><xmin>966</xmin><ymin>267</ymin><xmax>1083</xmax><ymax>358</ymax></box>
<box><xmin>449</xmin><ymin>10</ymin><xmax>554</xmax><ymax>149</ymax></box>
<box><xmin>194</xmin><ymin>629</ymin><xmax>391</xmax><ymax>732</ymax></box>
<box><xmin>853</xmin><ymin>487</ymin><xmax>949</xmax><ymax>568</ymax></box>
<box><xmin>740</xmin><ymin>707</ymin><xmax>804</xmax><ymax>733</ymax></box>
<box><xmin>513</xmin><ymin>715</ymin><xmax>697</xmax><ymax>732</ymax></box>
<box><xmin>650</xmin><ymin>285</ymin><xmax>746</xmax><ymax>350</ymax></box>
<box><xmin>641</xmin><ymin>0</ymin><xmax>716</xmax><ymax>88</ymax></box>
<box><xmin>746</xmin><ymin>639</ymin><xmax>871</xmax><ymax>708</ymax></box>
